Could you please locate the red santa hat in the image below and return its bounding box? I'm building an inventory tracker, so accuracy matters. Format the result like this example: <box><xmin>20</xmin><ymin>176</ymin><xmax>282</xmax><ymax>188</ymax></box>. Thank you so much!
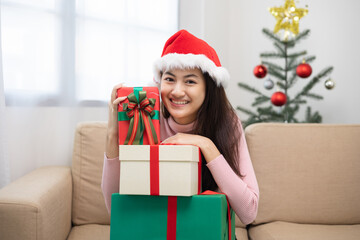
<box><xmin>153</xmin><ymin>29</ymin><xmax>229</xmax><ymax>87</ymax></box>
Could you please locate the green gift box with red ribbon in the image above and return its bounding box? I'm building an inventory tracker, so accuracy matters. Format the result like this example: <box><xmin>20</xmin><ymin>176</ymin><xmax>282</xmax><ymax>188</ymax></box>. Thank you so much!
<box><xmin>110</xmin><ymin>191</ymin><xmax>235</xmax><ymax>240</ymax></box>
<box><xmin>117</xmin><ymin>87</ymin><xmax>160</xmax><ymax>145</ymax></box>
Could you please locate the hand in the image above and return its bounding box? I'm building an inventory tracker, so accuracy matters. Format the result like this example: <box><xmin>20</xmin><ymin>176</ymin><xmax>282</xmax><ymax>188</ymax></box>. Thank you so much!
<box><xmin>161</xmin><ymin>133</ymin><xmax>221</xmax><ymax>163</ymax></box>
<box><xmin>106</xmin><ymin>83</ymin><xmax>127</xmax><ymax>159</ymax></box>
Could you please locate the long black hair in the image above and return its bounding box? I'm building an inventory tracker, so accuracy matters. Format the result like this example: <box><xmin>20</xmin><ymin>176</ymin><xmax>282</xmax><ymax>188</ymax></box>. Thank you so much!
<box><xmin>162</xmin><ymin>72</ymin><xmax>242</xmax><ymax>191</ymax></box>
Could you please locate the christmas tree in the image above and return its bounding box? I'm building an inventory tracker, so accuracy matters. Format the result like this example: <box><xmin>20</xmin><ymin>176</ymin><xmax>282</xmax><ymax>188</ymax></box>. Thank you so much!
<box><xmin>237</xmin><ymin>0</ymin><xmax>334</xmax><ymax>127</ymax></box>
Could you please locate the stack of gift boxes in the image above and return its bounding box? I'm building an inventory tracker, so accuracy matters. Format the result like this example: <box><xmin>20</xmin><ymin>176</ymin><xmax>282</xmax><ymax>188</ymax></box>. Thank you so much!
<box><xmin>110</xmin><ymin>87</ymin><xmax>235</xmax><ymax>240</ymax></box>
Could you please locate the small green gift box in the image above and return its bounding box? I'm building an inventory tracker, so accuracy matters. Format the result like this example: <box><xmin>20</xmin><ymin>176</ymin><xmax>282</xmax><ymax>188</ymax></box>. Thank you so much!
<box><xmin>110</xmin><ymin>191</ymin><xmax>235</xmax><ymax>240</ymax></box>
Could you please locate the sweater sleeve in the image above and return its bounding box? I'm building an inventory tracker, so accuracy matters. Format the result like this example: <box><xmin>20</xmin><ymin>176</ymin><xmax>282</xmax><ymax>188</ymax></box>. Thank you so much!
<box><xmin>206</xmin><ymin>123</ymin><xmax>259</xmax><ymax>225</ymax></box>
<box><xmin>101</xmin><ymin>153</ymin><xmax>120</xmax><ymax>214</ymax></box>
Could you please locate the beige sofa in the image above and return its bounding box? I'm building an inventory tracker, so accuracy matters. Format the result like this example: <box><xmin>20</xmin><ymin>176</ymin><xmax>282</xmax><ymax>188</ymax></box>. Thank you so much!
<box><xmin>0</xmin><ymin>122</ymin><xmax>359</xmax><ymax>240</ymax></box>
<box><xmin>245</xmin><ymin>123</ymin><xmax>360</xmax><ymax>240</ymax></box>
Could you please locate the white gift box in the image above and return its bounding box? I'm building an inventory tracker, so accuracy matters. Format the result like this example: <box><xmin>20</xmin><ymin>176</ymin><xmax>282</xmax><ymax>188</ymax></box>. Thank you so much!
<box><xmin>119</xmin><ymin>145</ymin><xmax>201</xmax><ymax>196</ymax></box>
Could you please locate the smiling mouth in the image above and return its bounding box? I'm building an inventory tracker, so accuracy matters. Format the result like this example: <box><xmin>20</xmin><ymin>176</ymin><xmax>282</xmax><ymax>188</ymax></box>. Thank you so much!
<box><xmin>170</xmin><ymin>99</ymin><xmax>189</xmax><ymax>105</ymax></box>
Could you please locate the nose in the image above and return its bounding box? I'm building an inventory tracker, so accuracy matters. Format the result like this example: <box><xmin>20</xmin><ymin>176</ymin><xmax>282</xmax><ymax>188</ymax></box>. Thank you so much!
<box><xmin>171</xmin><ymin>82</ymin><xmax>185</xmax><ymax>98</ymax></box>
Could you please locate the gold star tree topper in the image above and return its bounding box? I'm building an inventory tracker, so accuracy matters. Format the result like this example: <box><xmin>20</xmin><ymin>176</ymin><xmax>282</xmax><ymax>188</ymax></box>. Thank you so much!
<box><xmin>269</xmin><ymin>0</ymin><xmax>308</xmax><ymax>37</ymax></box>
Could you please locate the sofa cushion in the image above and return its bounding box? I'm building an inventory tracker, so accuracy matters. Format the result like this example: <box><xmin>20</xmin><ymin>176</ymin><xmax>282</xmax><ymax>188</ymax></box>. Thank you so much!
<box><xmin>67</xmin><ymin>224</ymin><xmax>109</xmax><ymax>240</ymax></box>
<box><xmin>245</xmin><ymin>123</ymin><xmax>360</xmax><ymax>225</ymax></box>
<box><xmin>235</xmin><ymin>214</ymin><xmax>246</xmax><ymax>229</ymax></box>
<box><xmin>0</xmin><ymin>166</ymin><xmax>72</xmax><ymax>240</ymax></box>
<box><xmin>67</xmin><ymin>224</ymin><xmax>246</xmax><ymax>240</ymax></box>
<box><xmin>235</xmin><ymin>227</ymin><xmax>249</xmax><ymax>240</ymax></box>
<box><xmin>72</xmin><ymin>122</ymin><xmax>110</xmax><ymax>225</ymax></box>
<box><xmin>248</xmin><ymin>221</ymin><xmax>360</xmax><ymax>240</ymax></box>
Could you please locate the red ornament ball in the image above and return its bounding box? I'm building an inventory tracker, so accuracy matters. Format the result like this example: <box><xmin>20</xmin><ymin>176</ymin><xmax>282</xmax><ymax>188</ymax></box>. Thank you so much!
<box><xmin>271</xmin><ymin>91</ymin><xmax>287</xmax><ymax>106</ymax></box>
<box><xmin>296</xmin><ymin>63</ymin><xmax>312</xmax><ymax>78</ymax></box>
<box><xmin>253</xmin><ymin>65</ymin><xmax>267</xmax><ymax>78</ymax></box>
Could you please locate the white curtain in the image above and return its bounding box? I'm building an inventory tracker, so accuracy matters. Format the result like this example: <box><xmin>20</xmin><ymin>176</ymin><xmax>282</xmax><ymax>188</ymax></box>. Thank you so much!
<box><xmin>1</xmin><ymin>0</ymin><xmax>178</xmax><ymax>183</ymax></box>
<box><xmin>2</xmin><ymin>0</ymin><xmax>178</xmax><ymax>105</ymax></box>
<box><xmin>0</xmin><ymin>6</ymin><xmax>10</xmax><ymax>188</ymax></box>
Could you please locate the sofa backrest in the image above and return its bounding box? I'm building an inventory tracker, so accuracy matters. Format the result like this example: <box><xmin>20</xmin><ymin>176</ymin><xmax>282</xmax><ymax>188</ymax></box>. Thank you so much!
<box><xmin>245</xmin><ymin>123</ymin><xmax>360</xmax><ymax>225</ymax></box>
<box><xmin>72</xmin><ymin>122</ymin><xmax>110</xmax><ymax>225</ymax></box>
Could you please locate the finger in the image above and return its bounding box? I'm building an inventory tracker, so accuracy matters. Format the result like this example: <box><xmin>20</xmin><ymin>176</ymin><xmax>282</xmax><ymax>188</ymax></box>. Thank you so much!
<box><xmin>113</xmin><ymin>96</ymin><xmax>127</xmax><ymax>105</ymax></box>
<box><xmin>111</xmin><ymin>83</ymin><xmax>124</xmax><ymax>101</ymax></box>
<box><xmin>160</xmin><ymin>137</ymin><xmax>170</xmax><ymax>144</ymax></box>
<box><xmin>161</xmin><ymin>135</ymin><xmax>177</xmax><ymax>144</ymax></box>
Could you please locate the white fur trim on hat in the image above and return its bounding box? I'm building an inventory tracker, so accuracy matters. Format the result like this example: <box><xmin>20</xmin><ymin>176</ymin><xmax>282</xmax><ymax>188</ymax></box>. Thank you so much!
<box><xmin>153</xmin><ymin>53</ymin><xmax>229</xmax><ymax>88</ymax></box>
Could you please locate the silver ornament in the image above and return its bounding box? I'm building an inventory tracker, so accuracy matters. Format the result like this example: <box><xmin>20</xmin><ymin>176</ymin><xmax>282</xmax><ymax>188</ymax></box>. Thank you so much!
<box><xmin>264</xmin><ymin>79</ymin><xmax>274</xmax><ymax>90</ymax></box>
<box><xmin>325</xmin><ymin>79</ymin><xmax>335</xmax><ymax>90</ymax></box>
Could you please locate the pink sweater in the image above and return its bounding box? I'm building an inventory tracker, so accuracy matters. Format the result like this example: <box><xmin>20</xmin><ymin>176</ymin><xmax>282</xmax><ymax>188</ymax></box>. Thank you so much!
<box><xmin>101</xmin><ymin>115</ymin><xmax>259</xmax><ymax>225</ymax></box>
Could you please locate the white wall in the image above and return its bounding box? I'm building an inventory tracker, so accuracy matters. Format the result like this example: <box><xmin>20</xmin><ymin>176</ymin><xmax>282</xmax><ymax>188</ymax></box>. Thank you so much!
<box><xmin>6</xmin><ymin>107</ymin><xmax>108</xmax><ymax>181</ymax></box>
<box><xmin>181</xmin><ymin>0</ymin><xmax>360</xmax><ymax>124</ymax></box>
<box><xmin>179</xmin><ymin>0</ymin><xmax>230</xmax><ymax>68</ymax></box>
<box><xmin>5</xmin><ymin>0</ymin><xmax>360</xmax><ymax>182</ymax></box>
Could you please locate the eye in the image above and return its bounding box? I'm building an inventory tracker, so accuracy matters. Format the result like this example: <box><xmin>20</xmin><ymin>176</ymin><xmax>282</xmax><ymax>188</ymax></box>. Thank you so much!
<box><xmin>185</xmin><ymin>80</ymin><xmax>196</xmax><ymax>84</ymax></box>
<box><xmin>163</xmin><ymin>77</ymin><xmax>175</xmax><ymax>82</ymax></box>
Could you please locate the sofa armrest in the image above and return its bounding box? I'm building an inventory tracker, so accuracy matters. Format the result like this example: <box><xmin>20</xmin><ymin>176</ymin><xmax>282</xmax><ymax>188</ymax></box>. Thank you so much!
<box><xmin>0</xmin><ymin>166</ymin><xmax>72</xmax><ymax>240</ymax></box>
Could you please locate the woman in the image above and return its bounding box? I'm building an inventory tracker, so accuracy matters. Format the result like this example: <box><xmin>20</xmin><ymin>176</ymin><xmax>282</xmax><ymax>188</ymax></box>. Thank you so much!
<box><xmin>102</xmin><ymin>29</ymin><xmax>259</xmax><ymax>225</ymax></box>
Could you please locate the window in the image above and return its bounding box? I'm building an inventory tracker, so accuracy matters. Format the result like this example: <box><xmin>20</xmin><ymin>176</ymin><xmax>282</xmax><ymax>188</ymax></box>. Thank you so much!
<box><xmin>1</xmin><ymin>0</ymin><xmax>178</xmax><ymax>105</ymax></box>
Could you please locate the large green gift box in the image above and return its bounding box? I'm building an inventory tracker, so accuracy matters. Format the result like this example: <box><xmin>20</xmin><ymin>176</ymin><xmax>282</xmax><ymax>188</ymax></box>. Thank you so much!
<box><xmin>110</xmin><ymin>192</ymin><xmax>235</xmax><ymax>240</ymax></box>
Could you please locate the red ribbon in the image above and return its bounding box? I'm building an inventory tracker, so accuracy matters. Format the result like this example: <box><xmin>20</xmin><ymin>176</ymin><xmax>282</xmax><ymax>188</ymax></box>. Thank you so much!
<box><xmin>198</xmin><ymin>150</ymin><xmax>202</xmax><ymax>194</ymax></box>
<box><xmin>127</xmin><ymin>108</ymin><xmax>139</xmax><ymax>145</ymax></box>
<box><xmin>141</xmin><ymin>110</ymin><xmax>156</xmax><ymax>145</ymax></box>
<box><xmin>167</xmin><ymin>196</ymin><xmax>177</xmax><ymax>240</ymax></box>
<box><xmin>150</xmin><ymin>145</ymin><xmax>160</xmax><ymax>195</ymax></box>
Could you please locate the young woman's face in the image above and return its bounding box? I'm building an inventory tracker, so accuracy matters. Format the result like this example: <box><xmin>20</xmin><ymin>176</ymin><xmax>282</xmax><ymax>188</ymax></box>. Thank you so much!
<box><xmin>160</xmin><ymin>68</ymin><xmax>206</xmax><ymax>125</ymax></box>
